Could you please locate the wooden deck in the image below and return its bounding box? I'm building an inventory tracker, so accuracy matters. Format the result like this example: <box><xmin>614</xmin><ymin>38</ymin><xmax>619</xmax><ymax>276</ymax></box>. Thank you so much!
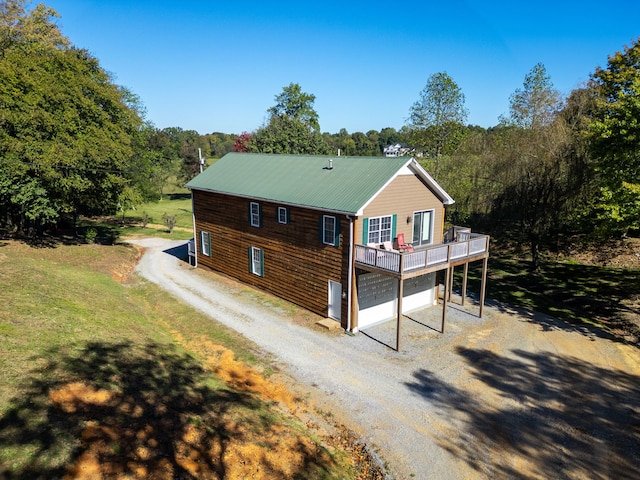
<box><xmin>354</xmin><ymin>233</ymin><xmax>490</xmax><ymax>278</ymax></box>
<box><xmin>354</xmin><ymin>229</ymin><xmax>490</xmax><ymax>351</ymax></box>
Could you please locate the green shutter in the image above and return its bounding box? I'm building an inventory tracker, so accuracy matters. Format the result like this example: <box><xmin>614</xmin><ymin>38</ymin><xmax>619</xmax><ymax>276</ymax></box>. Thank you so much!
<box><xmin>319</xmin><ymin>216</ymin><xmax>324</xmax><ymax>243</ymax></box>
<box><xmin>334</xmin><ymin>217</ymin><xmax>340</xmax><ymax>247</ymax></box>
<box><xmin>391</xmin><ymin>214</ymin><xmax>397</xmax><ymax>242</ymax></box>
<box><xmin>248</xmin><ymin>247</ymin><xmax>252</xmax><ymax>273</ymax></box>
<box><xmin>362</xmin><ymin>218</ymin><xmax>369</xmax><ymax>244</ymax></box>
<box><xmin>259</xmin><ymin>248</ymin><xmax>264</xmax><ymax>276</ymax></box>
<box><xmin>286</xmin><ymin>208</ymin><xmax>291</xmax><ymax>224</ymax></box>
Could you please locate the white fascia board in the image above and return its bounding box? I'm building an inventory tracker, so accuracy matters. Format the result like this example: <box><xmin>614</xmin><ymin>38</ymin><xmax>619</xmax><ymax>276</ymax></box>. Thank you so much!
<box><xmin>408</xmin><ymin>158</ymin><xmax>455</xmax><ymax>205</ymax></box>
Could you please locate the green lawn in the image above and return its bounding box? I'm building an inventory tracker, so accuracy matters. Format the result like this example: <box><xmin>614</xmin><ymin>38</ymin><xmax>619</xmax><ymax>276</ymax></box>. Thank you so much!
<box><xmin>123</xmin><ymin>194</ymin><xmax>194</xmax><ymax>231</ymax></box>
<box><xmin>74</xmin><ymin>195</ymin><xmax>195</xmax><ymax>243</ymax></box>
<box><xmin>0</xmin><ymin>241</ymin><xmax>354</xmax><ymax>479</ymax></box>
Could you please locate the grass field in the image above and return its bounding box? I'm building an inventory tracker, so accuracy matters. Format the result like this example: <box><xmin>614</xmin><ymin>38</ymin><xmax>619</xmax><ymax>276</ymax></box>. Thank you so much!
<box><xmin>0</xmin><ymin>241</ymin><xmax>355</xmax><ymax>479</ymax></box>
<box><xmin>75</xmin><ymin>195</ymin><xmax>195</xmax><ymax>244</ymax></box>
<box><xmin>126</xmin><ymin>194</ymin><xmax>194</xmax><ymax>231</ymax></box>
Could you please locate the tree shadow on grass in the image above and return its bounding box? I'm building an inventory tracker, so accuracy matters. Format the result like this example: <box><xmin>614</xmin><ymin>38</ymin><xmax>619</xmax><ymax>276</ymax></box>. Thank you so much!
<box><xmin>464</xmin><ymin>257</ymin><xmax>640</xmax><ymax>347</ymax></box>
<box><xmin>0</xmin><ymin>341</ymin><xmax>332</xmax><ymax>479</ymax></box>
<box><xmin>405</xmin><ymin>348</ymin><xmax>640</xmax><ymax>479</ymax></box>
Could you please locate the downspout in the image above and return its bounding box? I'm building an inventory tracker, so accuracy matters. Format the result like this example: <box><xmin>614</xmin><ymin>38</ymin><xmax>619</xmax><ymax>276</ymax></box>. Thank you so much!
<box><xmin>346</xmin><ymin>215</ymin><xmax>354</xmax><ymax>333</ymax></box>
<box><xmin>191</xmin><ymin>191</ymin><xmax>198</xmax><ymax>268</ymax></box>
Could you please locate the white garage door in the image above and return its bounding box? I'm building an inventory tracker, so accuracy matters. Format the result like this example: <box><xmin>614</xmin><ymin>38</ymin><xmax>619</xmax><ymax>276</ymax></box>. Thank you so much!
<box><xmin>357</xmin><ymin>272</ymin><xmax>436</xmax><ymax>329</ymax></box>
<box><xmin>403</xmin><ymin>273</ymin><xmax>436</xmax><ymax>313</ymax></box>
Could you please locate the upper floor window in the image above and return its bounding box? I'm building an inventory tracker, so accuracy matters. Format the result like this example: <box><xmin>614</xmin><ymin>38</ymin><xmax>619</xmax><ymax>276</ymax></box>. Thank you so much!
<box><xmin>249</xmin><ymin>202</ymin><xmax>261</xmax><ymax>227</ymax></box>
<box><xmin>321</xmin><ymin>215</ymin><xmax>340</xmax><ymax>246</ymax></box>
<box><xmin>277</xmin><ymin>206</ymin><xmax>289</xmax><ymax>224</ymax></box>
<box><xmin>367</xmin><ymin>215</ymin><xmax>393</xmax><ymax>244</ymax></box>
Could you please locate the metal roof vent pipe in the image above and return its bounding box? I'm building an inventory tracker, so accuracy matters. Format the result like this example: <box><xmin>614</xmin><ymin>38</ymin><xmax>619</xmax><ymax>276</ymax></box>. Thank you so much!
<box><xmin>328</xmin><ymin>158</ymin><xmax>333</xmax><ymax>170</ymax></box>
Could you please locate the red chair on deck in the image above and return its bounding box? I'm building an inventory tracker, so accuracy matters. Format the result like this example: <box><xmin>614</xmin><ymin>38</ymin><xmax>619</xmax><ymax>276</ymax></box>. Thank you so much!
<box><xmin>396</xmin><ymin>233</ymin><xmax>414</xmax><ymax>252</ymax></box>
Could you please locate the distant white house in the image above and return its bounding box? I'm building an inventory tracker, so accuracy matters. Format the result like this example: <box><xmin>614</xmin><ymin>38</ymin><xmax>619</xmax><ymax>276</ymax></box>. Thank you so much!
<box><xmin>383</xmin><ymin>143</ymin><xmax>412</xmax><ymax>157</ymax></box>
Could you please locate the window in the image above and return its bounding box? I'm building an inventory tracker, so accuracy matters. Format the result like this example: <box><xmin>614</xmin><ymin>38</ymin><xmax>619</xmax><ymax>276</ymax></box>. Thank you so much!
<box><xmin>412</xmin><ymin>210</ymin><xmax>434</xmax><ymax>246</ymax></box>
<box><xmin>249</xmin><ymin>246</ymin><xmax>264</xmax><ymax>276</ymax></box>
<box><xmin>200</xmin><ymin>231</ymin><xmax>211</xmax><ymax>256</ymax></box>
<box><xmin>321</xmin><ymin>215</ymin><xmax>340</xmax><ymax>246</ymax></box>
<box><xmin>277</xmin><ymin>206</ymin><xmax>289</xmax><ymax>224</ymax></box>
<box><xmin>249</xmin><ymin>202</ymin><xmax>261</xmax><ymax>227</ymax></box>
<box><xmin>367</xmin><ymin>215</ymin><xmax>393</xmax><ymax>244</ymax></box>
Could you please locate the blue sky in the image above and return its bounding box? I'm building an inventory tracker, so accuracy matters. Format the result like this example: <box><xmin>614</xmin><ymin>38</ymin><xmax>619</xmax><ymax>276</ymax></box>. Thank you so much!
<box><xmin>46</xmin><ymin>0</ymin><xmax>640</xmax><ymax>135</ymax></box>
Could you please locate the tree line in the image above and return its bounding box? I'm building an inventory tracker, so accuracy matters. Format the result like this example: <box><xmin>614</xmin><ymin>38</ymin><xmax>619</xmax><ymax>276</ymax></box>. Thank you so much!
<box><xmin>1</xmin><ymin>0</ymin><xmax>638</xmax><ymax>266</ymax></box>
<box><xmin>232</xmin><ymin>58</ymin><xmax>639</xmax><ymax>270</ymax></box>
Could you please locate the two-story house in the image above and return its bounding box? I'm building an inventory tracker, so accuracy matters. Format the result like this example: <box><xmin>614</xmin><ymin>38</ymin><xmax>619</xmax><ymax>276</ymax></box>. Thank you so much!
<box><xmin>186</xmin><ymin>152</ymin><xmax>489</xmax><ymax>333</ymax></box>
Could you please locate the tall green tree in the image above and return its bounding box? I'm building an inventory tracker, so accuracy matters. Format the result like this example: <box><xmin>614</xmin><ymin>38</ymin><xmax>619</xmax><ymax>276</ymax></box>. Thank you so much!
<box><xmin>267</xmin><ymin>82</ymin><xmax>320</xmax><ymax>131</ymax></box>
<box><xmin>501</xmin><ymin>63</ymin><xmax>562</xmax><ymax>129</ymax></box>
<box><xmin>251</xmin><ymin>116</ymin><xmax>329</xmax><ymax>155</ymax></box>
<box><xmin>490</xmin><ymin>64</ymin><xmax>586</xmax><ymax>270</ymax></box>
<box><xmin>0</xmin><ymin>1</ymin><xmax>144</xmax><ymax>235</ymax></box>
<box><xmin>250</xmin><ymin>83</ymin><xmax>328</xmax><ymax>154</ymax></box>
<box><xmin>407</xmin><ymin>72</ymin><xmax>468</xmax><ymax>176</ymax></box>
<box><xmin>588</xmin><ymin>38</ymin><xmax>640</xmax><ymax>235</ymax></box>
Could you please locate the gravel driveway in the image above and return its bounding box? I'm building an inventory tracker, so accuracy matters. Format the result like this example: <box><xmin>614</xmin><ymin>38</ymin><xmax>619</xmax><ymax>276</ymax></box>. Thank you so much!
<box><xmin>131</xmin><ymin>238</ymin><xmax>640</xmax><ymax>480</ymax></box>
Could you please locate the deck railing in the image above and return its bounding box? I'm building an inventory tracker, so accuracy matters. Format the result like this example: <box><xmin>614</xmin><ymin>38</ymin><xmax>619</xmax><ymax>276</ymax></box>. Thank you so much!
<box><xmin>355</xmin><ymin>233</ymin><xmax>489</xmax><ymax>275</ymax></box>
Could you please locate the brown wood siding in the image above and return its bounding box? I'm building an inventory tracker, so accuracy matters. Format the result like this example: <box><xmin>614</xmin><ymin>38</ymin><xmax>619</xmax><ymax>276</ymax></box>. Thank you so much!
<box><xmin>356</xmin><ymin>173</ymin><xmax>445</xmax><ymax>245</ymax></box>
<box><xmin>192</xmin><ymin>190</ymin><xmax>349</xmax><ymax>326</ymax></box>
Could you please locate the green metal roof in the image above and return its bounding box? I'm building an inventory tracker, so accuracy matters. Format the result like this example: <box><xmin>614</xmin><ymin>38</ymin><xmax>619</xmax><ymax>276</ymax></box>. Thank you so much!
<box><xmin>186</xmin><ymin>152</ymin><xmax>450</xmax><ymax>214</ymax></box>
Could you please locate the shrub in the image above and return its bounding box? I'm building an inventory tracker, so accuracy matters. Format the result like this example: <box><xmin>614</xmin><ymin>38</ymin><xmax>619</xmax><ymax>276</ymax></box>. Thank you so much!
<box><xmin>84</xmin><ymin>228</ymin><xmax>98</xmax><ymax>244</ymax></box>
<box><xmin>162</xmin><ymin>213</ymin><xmax>176</xmax><ymax>234</ymax></box>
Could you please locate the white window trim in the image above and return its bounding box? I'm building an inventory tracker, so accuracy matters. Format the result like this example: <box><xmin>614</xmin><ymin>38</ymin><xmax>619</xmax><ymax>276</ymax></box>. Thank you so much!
<box><xmin>367</xmin><ymin>215</ymin><xmax>393</xmax><ymax>245</ymax></box>
<box><xmin>250</xmin><ymin>202</ymin><xmax>261</xmax><ymax>227</ymax></box>
<box><xmin>250</xmin><ymin>246</ymin><xmax>263</xmax><ymax>276</ymax></box>
<box><xmin>200</xmin><ymin>231</ymin><xmax>211</xmax><ymax>256</ymax></box>
<box><xmin>323</xmin><ymin>215</ymin><xmax>337</xmax><ymax>246</ymax></box>
<box><xmin>277</xmin><ymin>206</ymin><xmax>288</xmax><ymax>224</ymax></box>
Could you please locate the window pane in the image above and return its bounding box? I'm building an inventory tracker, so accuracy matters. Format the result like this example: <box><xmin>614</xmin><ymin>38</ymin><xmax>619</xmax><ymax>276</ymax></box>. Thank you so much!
<box><xmin>323</xmin><ymin>216</ymin><xmax>335</xmax><ymax>244</ymax></box>
<box><xmin>421</xmin><ymin>211</ymin><xmax>432</xmax><ymax>242</ymax></box>
<box><xmin>251</xmin><ymin>247</ymin><xmax>262</xmax><ymax>275</ymax></box>
<box><xmin>250</xmin><ymin>202</ymin><xmax>260</xmax><ymax>227</ymax></box>
<box><xmin>201</xmin><ymin>231</ymin><xmax>210</xmax><ymax>256</ymax></box>
<box><xmin>278</xmin><ymin>207</ymin><xmax>287</xmax><ymax>223</ymax></box>
<box><xmin>380</xmin><ymin>216</ymin><xmax>392</xmax><ymax>242</ymax></box>
<box><xmin>368</xmin><ymin>215</ymin><xmax>392</xmax><ymax>244</ymax></box>
<box><xmin>413</xmin><ymin>213</ymin><xmax>421</xmax><ymax>244</ymax></box>
<box><xmin>412</xmin><ymin>211</ymin><xmax>433</xmax><ymax>245</ymax></box>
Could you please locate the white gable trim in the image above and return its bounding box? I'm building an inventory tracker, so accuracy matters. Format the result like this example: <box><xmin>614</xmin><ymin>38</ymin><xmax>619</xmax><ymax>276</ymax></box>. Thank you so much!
<box><xmin>409</xmin><ymin>158</ymin><xmax>455</xmax><ymax>205</ymax></box>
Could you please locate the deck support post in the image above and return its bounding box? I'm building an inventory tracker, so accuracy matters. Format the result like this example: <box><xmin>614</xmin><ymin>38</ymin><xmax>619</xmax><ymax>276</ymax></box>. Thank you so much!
<box><xmin>441</xmin><ymin>267</ymin><xmax>449</xmax><ymax>333</ymax></box>
<box><xmin>396</xmin><ymin>254</ymin><xmax>404</xmax><ymax>352</ymax></box>
<box><xmin>461</xmin><ymin>261</ymin><xmax>469</xmax><ymax>306</ymax></box>
<box><xmin>479</xmin><ymin>256</ymin><xmax>488</xmax><ymax>318</ymax></box>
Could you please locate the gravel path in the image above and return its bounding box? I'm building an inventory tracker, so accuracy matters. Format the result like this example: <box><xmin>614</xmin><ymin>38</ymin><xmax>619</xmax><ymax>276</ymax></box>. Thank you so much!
<box><xmin>131</xmin><ymin>238</ymin><xmax>640</xmax><ymax>480</ymax></box>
